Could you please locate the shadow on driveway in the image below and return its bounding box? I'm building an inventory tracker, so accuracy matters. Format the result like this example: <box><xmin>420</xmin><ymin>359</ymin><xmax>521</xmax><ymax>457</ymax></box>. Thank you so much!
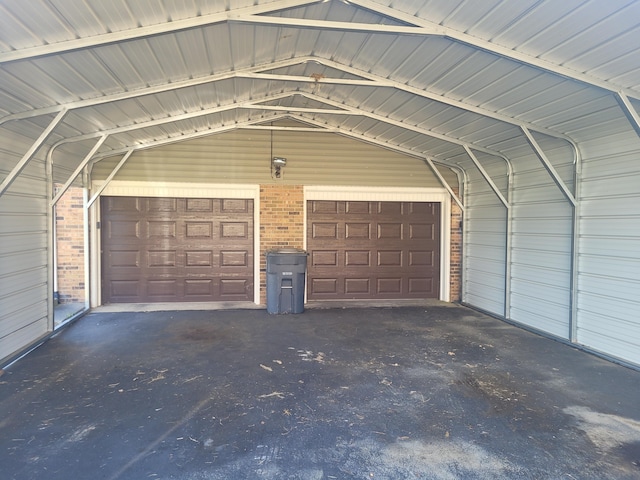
<box><xmin>1</xmin><ymin>303</ymin><xmax>639</xmax><ymax>479</ymax></box>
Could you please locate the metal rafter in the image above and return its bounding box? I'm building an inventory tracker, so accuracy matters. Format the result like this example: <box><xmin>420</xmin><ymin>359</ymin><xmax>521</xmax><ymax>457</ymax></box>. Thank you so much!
<box><xmin>89</xmin><ymin>114</ymin><xmax>304</xmax><ymax>162</ymax></box>
<box><xmin>87</xmin><ymin>150</ymin><xmax>134</xmax><ymax>208</ymax></box>
<box><xmin>50</xmin><ymin>135</ymin><xmax>108</xmax><ymax>207</ymax></box>
<box><xmin>53</xmin><ymin>89</ymin><xmax>513</xmax><ymax>175</ymax></box>
<box><xmin>347</xmin><ymin>0</ymin><xmax>639</xmax><ymax>100</ymax></box>
<box><xmin>0</xmin><ymin>57</ymin><xmax>311</xmax><ymax>125</ymax></box>
<box><xmin>615</xmin><ymin>92</ymin><xmax>640</xmax><ymax>138</ymax></box>
<box><xmin>0</xmin><ymin>109</ymin><xmax>67</xmax><ymax>198</ymax></box>
<box><xmin>463</xmin><ymin>146</ymin><xmax>510</xmax><ymax>209</ymax></box>
<box><xmin>296</xmin><ymin>91</ymin><xmax>511</xmax><ymax>162</ymax></box>
<box><xmin>244</xmin><ymin>66</ymin><xmax>576</xmax><ymax>144</ymax></box>
<box><xmin>521</xmin><ymin>126</ymin><xmax>577</xmax><ymax>206</ymax></box>
<box><xmin>0</xmin><ymin>0</ymin><xmax>323</xmax><ymax>64</ymax></box>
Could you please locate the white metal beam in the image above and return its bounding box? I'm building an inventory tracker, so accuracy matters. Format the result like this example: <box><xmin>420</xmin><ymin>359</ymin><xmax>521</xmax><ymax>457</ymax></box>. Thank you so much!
<box><xmin>50</xmin><ymin>90</ymin><xmax>513</xmax><ymax>171</ymax></box>
<box><xmin>49</xmin><ymin>92</ymin><xmax>301</xmax><ymax>148</ymax></box>
<box><xmin>89</xmin><ymin>115</ymin><xmax>300</xmax><ymax>161</ymax></box>
<box><xmin>0</xmin><ymin>109</ymin><xmax>67</xmax><ymax>198</ymax></box>
<box><xmin>87</xmin><ymin>150</ymin><xmax>134</xmax><ymax>208</ymax></box>
<box><xmin>521</xmin><ymin>126</ymin><xmax>577</xmax><ymax>206</ymax></box>
<box><xmin>50</xmin><ymin>135</ymin><xmax>108</xmax><ymax>207</ymax></box>
<box><xmin>297</xmin><ymin>91</ymin><xmax>511</xmax><ymax>161</ymax></box>
<box><xmin>0</xmin><ymin>0</ymin><xmax>323</xmax><ymax>64</ymax></box>
<box><xmin>615</xmin><ymin>92</ymin><xmax>640</xmax><ymax>138</ymax></box>
<box><xmin>0</xmin><ymin>57</ymin><xmax>308</xmax><ymax>125</ymax></box>
<box><xmin>306</xmin><ymin>58</ymin><xmax>576</xmax><ymax>144</ymax></box>
<box><xmin>463</xmin><ymin>146</ymin><xmax>510</xmax><ymax>210</ymax></box>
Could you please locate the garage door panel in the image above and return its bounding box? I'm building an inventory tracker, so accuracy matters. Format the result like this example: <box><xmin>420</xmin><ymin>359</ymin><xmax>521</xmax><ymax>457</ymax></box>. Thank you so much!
<box><xmin>345</xmin><ymin>251</ymin><xmax>370</xmax><ymax>266</ymax></box>
<box><xmin>312</xmin><ymin>250</ymin><xmax>338</xmax><ymax>266</ymax></box>
<box><xmin>308</xmin><ymin>201</ymin><xmax>440</xmax><ymax>300</ymax></box>
<box><xmin>148</xmin><ymin>280</ymin><xmax>178</xmax><ymax>298</ymax></box>
<box><xmin>147</xmin><ymin>250</ymin><xmax>177</xmax><ymax>267</ymax></box>
<box><xmin>105</xmin><ymin>197</ymin><xmax>140</xmax><ymax>212</ymax></box>
<box><xmin>377</xmin><ymin>202</ymin><xmax>401</xmax><ymax>215</ymax></box>
<box><xmin>345</xmin><ymin>278</ymin><xmax>370</xmax><ymax>294</ymax></box>
<box><xmin>312</xmin><ymin>223</ymin><xmax>338</xmax><ymax>239</ymax></box>
<box><xmin>410</xmin><ymin>223</ymin><xmax>435</xmax><ymax>240</ymax></box>
<box><xmin>185</xmin><ymin>250</ymin><xmax>213</xmax><ymax>267</ymax></box>
<box><xmin>410</xmin><ymin>250</ymin><xmax>434</xmax><ymax>266</ymax></box>
<box><xmin>109</xmin><ymin>280</ymin><xmax>140</xmax><ymax>299</ymax></box>
<box><xmin>148</xmin><ymin>198</ymin><xmax>177</xmax><ymax>212</ymax></box>
<box><xmin>378</xmin><ymin>223</ymin><xmax>402</xmax><ymax>239</ymax></box>
<box><xmin>377</xmin><ymin>277</ymin><xmax>402</xmax><ymax>294</ymax></box>
<box><xmin>409</xmin><ymin>277</ymin><xmax>433</xmax><ymax>294</ymax></box>
<box><xmin>101</xmin><ymin>197</ymin><xmax>253</xmax><ymax>303</ymax></box>
<box><xmin>186</xmin><ymin>198</ymin><xmax>213</xmax><ymax>212</ymax></box>
<box><xmin>345</xmin><ymin>223</ymin><xmax>370</xmax><ymax>239</ymax></box>
<box><xmin>220</xmin><ymin>250</ymin><xmax>247</xmax><ymax>267</ymax></box>
<box><xmin>221</xmin><ymin>198</ymin><xmax>249</xmax><ymax>213</ymax></box>
<box><xmin>185</xmin><ymin>221</ymin><xmax>213</xmax><ymax>238</ymax></box>
<box><xmin>346</xmin><ymin>201</ymin><xmax>371</xmax><ymax>214</ymax></box>
<box><xmin>310</xmin><ymin>278</ymin><xmax>338</xmax><ymax>295</ymax></box>
<box><xmin>148</xmin><ymin>221</ymin><xmax>176</xmax><ymax>238</ymax></box>
<box><xmin>107</xmin><ymin>220</ymin><xmax>140</xmax><ymax>240</ymax></box>
<box><xmin>378</xmin><ymin>250</ymin><xmax>402</xmax><ymax>266</ymax></box>
<box><xmin>185</xmin><ymin>279</ymin><xmax>213</xmax><ymax>297</ymax></box>
<box><xmin>109</xmin><ymin>250</ymin><xmax>140</xmax><ymax>267</ymax></box>
<box><xmin>312</xmin><ymin>200</ymin><xmax>338</xmax><ymax>214</ymax></box>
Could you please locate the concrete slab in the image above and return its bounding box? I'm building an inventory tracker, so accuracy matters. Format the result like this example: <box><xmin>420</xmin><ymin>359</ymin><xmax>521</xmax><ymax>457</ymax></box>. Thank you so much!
<box><xmin>1</xmin><ymin>304</ymin><xmax>639</xmax><ymax>479</ymax></box>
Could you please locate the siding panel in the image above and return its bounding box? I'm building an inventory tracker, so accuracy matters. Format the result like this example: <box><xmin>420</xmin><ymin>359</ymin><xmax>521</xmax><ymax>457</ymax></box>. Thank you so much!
<box><xmin>91</xmin><ymin>129</ymin><xmax>450</xmax><ymax>188</ymax></box>
<box><xmin>576</xmin><ymin>131</ymin><xmax>640</xmax><ymax>366</ymax></box>
<box><xmin>0</xmin><ymin>128</ymin><xmax>51</xmax><ymax>363</ymax></box>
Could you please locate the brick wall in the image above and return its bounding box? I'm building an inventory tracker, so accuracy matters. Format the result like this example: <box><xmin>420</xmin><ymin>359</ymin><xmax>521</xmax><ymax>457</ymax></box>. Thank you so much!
<box><xmin>55</xmin><ymin>186</ymin><xmax>85</xmax><ymax>304</ymax></box>
<box><xmin>259</xmin><ymin>185</ymin><xmax>305</xmax><ymax>304</ymax></box>
<box><xmin>449</xmin><ymin>197</ymin><xmax>463</xmax><ymax>302</ymax></box>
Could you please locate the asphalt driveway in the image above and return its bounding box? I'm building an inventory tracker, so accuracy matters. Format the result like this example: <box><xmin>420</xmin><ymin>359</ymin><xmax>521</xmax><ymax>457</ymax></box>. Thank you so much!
<box><xmin>1</xmin><ymin>303</ymin><xmax>639</xmax><ymax>479</ymax></box>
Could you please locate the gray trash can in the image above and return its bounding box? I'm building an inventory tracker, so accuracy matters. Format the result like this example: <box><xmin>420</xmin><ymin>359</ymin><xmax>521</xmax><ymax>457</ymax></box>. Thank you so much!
<box><xmin>266</xmin><ymin>248</ymin><xmax>307</xmax><ymax>314</ymax></box>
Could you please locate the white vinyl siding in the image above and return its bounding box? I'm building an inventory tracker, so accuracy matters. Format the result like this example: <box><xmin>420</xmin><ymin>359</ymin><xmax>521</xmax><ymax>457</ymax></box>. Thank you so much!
<box><xmin>0</xmin><ymin>129</ymin><xmax>51</xmax><ymax>363</ymax></box>
<box><xmin>90</xmin><ymin>130</ymin><xmax>454</xmax><ymax>188</ymax></box>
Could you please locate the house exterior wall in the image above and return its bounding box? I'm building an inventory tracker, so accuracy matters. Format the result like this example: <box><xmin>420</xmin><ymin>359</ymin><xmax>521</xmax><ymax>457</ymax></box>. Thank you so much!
<box><xmin>90</xmin><ymin>129</ymin><xmax>457</xmax><ymax>188</ymax></box>
<box><xmin>54</xmin><ymin>186</ymin><xmax>85</xmax><ymax>304</ymax></box>
<box><xmin>259</xmin><ymin>185</ymin><xmax>305</xmax><ymax>305</ymax></box>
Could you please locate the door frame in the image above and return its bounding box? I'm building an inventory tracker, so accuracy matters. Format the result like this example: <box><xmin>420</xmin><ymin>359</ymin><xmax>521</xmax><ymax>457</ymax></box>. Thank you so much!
<box><xmin>89</xmin><ymin>181</ymin><xmax>261</xmax><ymax>306</ymax></box>
<box><xmin>304</xmin><ymin>186</ymin><xmax>451</xmax><ymax>302</ymax></box>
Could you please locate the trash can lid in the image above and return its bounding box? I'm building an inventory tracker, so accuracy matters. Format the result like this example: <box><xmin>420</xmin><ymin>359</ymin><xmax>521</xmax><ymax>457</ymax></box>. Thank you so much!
<box><xmin>267</xmin><ymin>248</ymin><xmax>307</xmax><ymax>255</ymax></box>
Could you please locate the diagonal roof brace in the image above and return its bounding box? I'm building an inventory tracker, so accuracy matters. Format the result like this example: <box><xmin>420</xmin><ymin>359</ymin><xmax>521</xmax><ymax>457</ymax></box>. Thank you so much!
<box><xmin>615</xmin><ymin>92</ymin><xmax>640</xmax><ymax>138</ymax></box>
<box><xmin>87</xmin><ymin>150</ymin><xmax>134</xmax><ymax>208</ymax></box>
<box><xmin>521</xmin><ymin>126</ymin><xmax>577</xmax><ymax>206</ymax></box>
<box><xmin>463</xmin><ymin>146</ymin><xmax>510</xmax><ymax>210</ymax></box>
<box><xmin>49</xmin><ymin>135</ymin><xmax>108</xmax><ymax>207</ymax></box>
<box><xmin>0</xmin><ymin>109</ymin><xmax>67</xmax><ymax>198</ymax></box>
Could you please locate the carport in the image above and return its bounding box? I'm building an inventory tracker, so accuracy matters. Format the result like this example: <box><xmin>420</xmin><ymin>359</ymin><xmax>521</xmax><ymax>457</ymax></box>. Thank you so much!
<box><xmin>2</xmin><ymin>304</ymin><xmax>640</xmax><ymax>479</ymax></box>
<box><xmin>1</xmin><ymin>0</ymin><xmax>640</xmax><ymax>474</ymax></box>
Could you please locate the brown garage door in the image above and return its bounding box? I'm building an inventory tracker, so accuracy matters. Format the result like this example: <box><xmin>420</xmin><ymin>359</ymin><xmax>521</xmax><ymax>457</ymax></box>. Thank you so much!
<box><xmin>101</xmin><ymin>196</ymin><xmax>253</xmax><ymax>303</ymax></box>
<box><xmin>307</xmin><ymin>201</ymin><xmax>440</xmax><ymax>300</ymax></box>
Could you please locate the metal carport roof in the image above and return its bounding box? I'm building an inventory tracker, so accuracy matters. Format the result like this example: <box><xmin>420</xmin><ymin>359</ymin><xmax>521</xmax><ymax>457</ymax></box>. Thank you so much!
<box><xmin>1</xmin><ymin>0</ymin><xmax>640</xmax><ymax>367</ymax></box>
